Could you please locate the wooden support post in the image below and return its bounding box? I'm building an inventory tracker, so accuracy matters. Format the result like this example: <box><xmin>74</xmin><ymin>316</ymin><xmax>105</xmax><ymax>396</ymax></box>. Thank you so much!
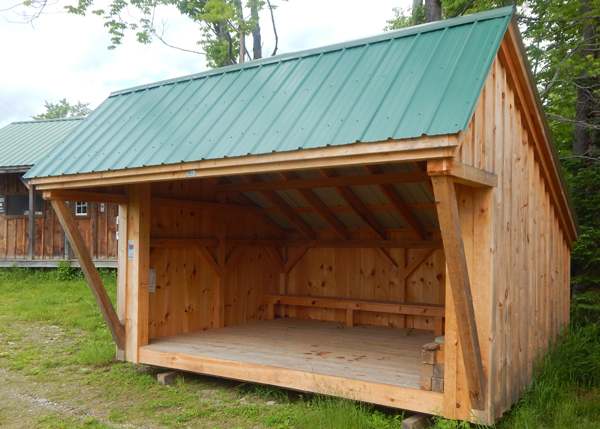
<box><xmin>125</xmin><ymin>184</ymin><xmax>151</xmax><ymax>362</ymax></box>
<box><xmin>194</xmin><ymin>247</ymin><xmax>220</xmax><ymax>276</ymax></box>
<box><xmin>51</xmin><ymin>199</ymin><xmax>125</xmax><ymax>350</ymax></box>
<box><xmin>64</xmin><ymin>202</ymin><xmax>71</xmax><ymax>259</ymax></box>
<box><xmin>403</xmin><ymin>248</ymin><xmax>436</xmax><ymax>281</ymax></box>
<box><xmin>213</xmin><ymin>193</ymin><xmax>227</xmax><ymax>329</ymax></box>
<box><xmin>116</xmin><ymin>203</ymin><xmax>128</xmax><ymax>360</ymax></box>
<box><xmin>431</xmin><ymin>176</ymin><xmax>486</xmax><ymax>411</ymax></box>
<box><xmin>28</xmin><ymin>184</ymin><xmax>35</xmax><ymax>260</ymax></box>
<box><xmin>284</xmin><ymin>246</ymin><xmax>310</xmax><ymax>274</ymax></box>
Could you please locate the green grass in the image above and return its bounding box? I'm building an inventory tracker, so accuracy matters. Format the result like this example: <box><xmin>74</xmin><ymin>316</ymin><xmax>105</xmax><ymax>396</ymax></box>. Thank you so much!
<box><xmin>1</xmin><ymin>267</ymin><xmax>599</xmax><ymax>428</ymax></box>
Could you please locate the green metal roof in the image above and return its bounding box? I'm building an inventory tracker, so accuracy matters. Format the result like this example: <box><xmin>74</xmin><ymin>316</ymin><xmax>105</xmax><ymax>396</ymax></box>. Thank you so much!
<box><xmin>26</xmin><ymin>7</ymin><xmax>514</xmax><ymax>179</ymax></box>
<box><xmin>0</xmin><ymin>118</ymin><xmax>83</xmax><ymax>170</ymax></box>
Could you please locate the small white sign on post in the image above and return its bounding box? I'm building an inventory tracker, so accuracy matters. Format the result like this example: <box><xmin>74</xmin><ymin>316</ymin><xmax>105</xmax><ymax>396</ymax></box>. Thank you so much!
<box><xmin>149</xmin><ymin>269</ymin><xmax>156</xmax><ymax>293</ymax></box>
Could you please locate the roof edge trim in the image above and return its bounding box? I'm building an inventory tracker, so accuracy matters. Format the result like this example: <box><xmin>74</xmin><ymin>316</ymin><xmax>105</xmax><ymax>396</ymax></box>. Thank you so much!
<box><xmin>27</xmin><ymin>134</ymin><xmax>459</xmax><ymax>187</ymax></box>
<box><xmin>8</xmin><ymin>117</ymin><xmax>85</xmax><ymax>125</ymax></box>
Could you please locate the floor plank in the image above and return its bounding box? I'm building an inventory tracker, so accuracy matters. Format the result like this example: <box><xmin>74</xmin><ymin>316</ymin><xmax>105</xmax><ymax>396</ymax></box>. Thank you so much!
<box><xmin>143</xmin><ymin>318</ymin><xmax>434</xmax><ymax>389</ymax></box>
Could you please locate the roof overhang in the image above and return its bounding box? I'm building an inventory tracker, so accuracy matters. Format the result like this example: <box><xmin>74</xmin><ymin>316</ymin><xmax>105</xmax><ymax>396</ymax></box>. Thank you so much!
<box><xmin>28</xmin><ymin>134</ymin><xmax>459</xmax><ymax>190</ymax></box>
<box><xmin>0</xmin><ymin>165</ymin><xmax>31</xmax><ymax>173</ymax></box>
<box><xmin>500</xmin><ymin>14</ymin><xmax>579</xmax><ymax>244</ymax></box>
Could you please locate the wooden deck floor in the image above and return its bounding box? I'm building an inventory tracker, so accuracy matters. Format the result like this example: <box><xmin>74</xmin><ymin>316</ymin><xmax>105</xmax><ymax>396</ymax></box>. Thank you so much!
<box><xmin>139</xmin><ymin>318</ymin><xmax>443</xmax><ymax>413</ymax></box>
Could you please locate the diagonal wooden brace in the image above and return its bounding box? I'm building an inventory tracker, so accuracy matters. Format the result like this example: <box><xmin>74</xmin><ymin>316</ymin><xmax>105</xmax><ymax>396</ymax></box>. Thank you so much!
<box><xmin>51</xmin><ymin>199</ymin><xmax>125</xmax><ymax>350</ymax></box>
<box><xmin>431</xmin><ymin>176</ymin><xmax>486</xmax><ymax>411</ymax></box>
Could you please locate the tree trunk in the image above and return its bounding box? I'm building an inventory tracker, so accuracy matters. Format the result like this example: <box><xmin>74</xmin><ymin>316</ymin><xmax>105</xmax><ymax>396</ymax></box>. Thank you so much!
<box><xmin>574</xmin><ymin>0</ymin><xmax>596</xmax><ymax>157</ymax></box>
<box><xmin>571</xmin><ymin>0</ymin><xmax>598</xmax><ymax>296</ymax></box>
<box><xmin>216</xmin><ymin>22</ymin><xmax>234</xmax><ymax>66</ymax></box>
<box><xmin>425</xmin><ymin>0</ymin><xmax>442</xmax><ymax>22</ymax></box>
<box><xmin>251</xmin><ymin>3</ymin><xmax>262</xmax><ymax>60</ymax></box>
<box><xmin>412</xmin><ymin>0</ymin><xmax>423</xmax><ymax>25</ymax></box>
<box><xmin>234</xmin><ymin>0</ymin><xmax>245</xmax><ymax>63</ymax></box>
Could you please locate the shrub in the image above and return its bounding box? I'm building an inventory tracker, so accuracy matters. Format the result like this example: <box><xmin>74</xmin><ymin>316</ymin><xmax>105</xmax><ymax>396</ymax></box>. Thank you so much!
<box><xmin>56</xmin><ymin>259</ymin><xmax>83</xmax><ymax>281</ymax></box>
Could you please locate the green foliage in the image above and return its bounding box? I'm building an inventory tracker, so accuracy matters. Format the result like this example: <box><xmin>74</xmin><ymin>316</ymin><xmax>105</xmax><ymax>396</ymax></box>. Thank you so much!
<box><xmin>295</xmin><ymin>395</ymin><xmax>404</xmax><ymax>429</ymax></box>
<box><xmin>571</xmin><ymin>289</ymin><xmax>600</xmax><ymax>326</ymax></box>
<box><xmin>31</xmin><ymin>98</ymin><xmax>91</xmax><ymax>120</ymax></box>
<box><xmin>56</xmin><ymin>259</ymin><xmax>83</xmax><ymax>281</ymax></box>
<box><xmin>569</xmin><ymin>163</ymin><xmax>600</xmax><ymax>289</ymax></box>
<box><xmin>496</xmin><ymin>323</ymin><xmax>600</xmax><ymax>428</ymax></box>
<box><xmin>429</xmin><ymin>415</ymin><xmax>474</xmax><ymax>429</ymax></box>
<box><xmin>384</xmin><ymin>6</ymin><xmax>422</xmax><ymax>30</ymax></box>
<box><xmin>239</xmin><ymin>382</ymin><xmax>290</xmax><ymax>401</ymax></box>
<box><xmin>60</xmin><ymin>0</ymin><xmax>279</xmax><ymax>68</ymax></box>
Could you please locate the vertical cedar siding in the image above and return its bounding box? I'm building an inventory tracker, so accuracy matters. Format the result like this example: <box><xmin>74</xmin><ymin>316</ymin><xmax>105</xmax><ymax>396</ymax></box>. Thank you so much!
<box><xmin>451</xmin><ymin>50</ymin><xmax>571</xmax><ymax>422</ymax></box>
<box><xmin>0</xmin><ymin>172</ymin><xmax>118</xmax><ymax>262</ymax></box>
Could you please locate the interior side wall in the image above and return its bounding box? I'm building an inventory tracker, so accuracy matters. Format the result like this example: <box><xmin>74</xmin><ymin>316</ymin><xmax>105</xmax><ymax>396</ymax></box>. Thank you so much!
<box><xmin>454</xmin><ymin>55</ymin><xmax>571</xmax><ymax>422</ymax></box>
<box><xmin>0</xmin><ymin>173</ymin><xmax>118</xmax><ymax>261</ymax></box>
<box><xmin>148</xmin><ymin>181</ymin><xmax>281</xmax><ymax>339</ymax></box>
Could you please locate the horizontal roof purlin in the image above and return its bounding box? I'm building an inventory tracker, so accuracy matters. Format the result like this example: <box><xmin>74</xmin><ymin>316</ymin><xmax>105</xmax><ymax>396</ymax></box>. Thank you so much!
<box><xmin>0</xmin><ymin>118</ymin><xmax>83</xmax><ymax>169</ymax></box>
<box><xmin>25</xmin><ymin>7</ymin><xmax>514</xmax><ymax>179</ymax></box>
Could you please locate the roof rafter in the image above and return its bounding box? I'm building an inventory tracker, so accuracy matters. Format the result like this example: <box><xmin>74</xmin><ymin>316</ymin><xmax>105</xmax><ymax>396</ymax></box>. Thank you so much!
<box><xmin>242</xmin><ymin>175</ymin><xmax>317</xmax><ymax>240</ymax></box>
<box><xmin>208</xmin><ymin>177</ymin><xmax>287</xmax><ymax>238</ymax></box>
<box><xmin>364</xmin><ymin>165</ymin><xmax>428</xmax><ymax>240</ymax></box>
<box><xmin>317</xmin><ymin>168</ymin><xmax>398</xmax><ymax>271</ymax></box>
<box><xmin>278</xmin><ymin>171</ymin><xmax>351</xmax><ymax>240</ymax></box>
<box><xmin>318</xmin><ymin>168</ymin><xmax>387</xmax><ymax>240</ymax></box>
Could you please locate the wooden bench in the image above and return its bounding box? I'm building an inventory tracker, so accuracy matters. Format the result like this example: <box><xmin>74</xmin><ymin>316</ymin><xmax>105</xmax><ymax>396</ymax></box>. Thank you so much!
<box><xmin>266</xmin><ymin>294</ymin><xmax>445</xmax><ymax>335</ymax></box>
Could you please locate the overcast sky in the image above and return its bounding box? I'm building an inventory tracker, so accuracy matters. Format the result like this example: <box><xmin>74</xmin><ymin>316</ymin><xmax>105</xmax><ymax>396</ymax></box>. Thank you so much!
<box><xmin>0</xmin><ymin>0</ymin><xmax>410</xmax><ymax>127</ymax></box>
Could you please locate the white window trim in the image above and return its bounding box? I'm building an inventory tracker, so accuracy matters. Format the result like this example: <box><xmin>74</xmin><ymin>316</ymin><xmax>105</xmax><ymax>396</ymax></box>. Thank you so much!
<box><xmin>75</xmin><ymin>201</ymin><xmax>88</xmax><ymax>216</ymax></box>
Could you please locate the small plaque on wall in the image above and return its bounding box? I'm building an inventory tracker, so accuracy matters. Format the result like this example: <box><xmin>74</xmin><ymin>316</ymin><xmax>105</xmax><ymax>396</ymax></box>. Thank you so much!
<box><xmin>149</xmin><ymin>269</ymin><xmax>156</xmax><ymax>293</ymax></box>
<box><xmin>0</xmin><ymin>197</ymin><xmax>4</xmax><ymax>214</ymax></box>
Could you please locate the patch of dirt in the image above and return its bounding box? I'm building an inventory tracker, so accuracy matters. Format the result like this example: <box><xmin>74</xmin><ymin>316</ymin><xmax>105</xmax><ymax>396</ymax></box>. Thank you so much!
<box><xmin>0</xmin><ymin>323</ymin><xmax>145</xmax><ymax>429</ymax></box>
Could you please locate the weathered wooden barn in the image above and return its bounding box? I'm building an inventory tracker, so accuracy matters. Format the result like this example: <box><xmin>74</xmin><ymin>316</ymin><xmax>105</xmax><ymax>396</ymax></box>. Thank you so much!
<box><xmin>0</xmin><ymin>119</ymin><xmax>118</xmax><ymax>267</ymax></box>
<box><xmin>25</xmin><ymin>7</ymin><xmax>578</xmax><ymax>423</ymax></box>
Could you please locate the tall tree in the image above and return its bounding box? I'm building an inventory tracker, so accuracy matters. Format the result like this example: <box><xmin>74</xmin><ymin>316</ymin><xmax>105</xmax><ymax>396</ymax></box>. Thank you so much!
<box><xmin>16</xmin><ymin>0</ymin><xmax>286</xmax><ymax>69</ymax></box>
<box><xmin>425</xmin><ymin>0</ymin><xmax>442</xmax><ymax>22</ymax></box>
<box><xmin>32</xmin><ymin>99</ymin><xmax>91</xmax><ymax>120</ymax></box>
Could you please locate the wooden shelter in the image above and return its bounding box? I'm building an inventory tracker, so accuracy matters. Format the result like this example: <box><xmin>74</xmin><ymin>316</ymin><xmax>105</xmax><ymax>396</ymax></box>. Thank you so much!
<box><xmin>0</xmin><ymin>119</ymin><xmax>118</xmax><ymax>267</ymax></box>
<box><xmin>25</xmin><ymin>8</ymin><xmax>578</xmax><ymax>423</ymax></box>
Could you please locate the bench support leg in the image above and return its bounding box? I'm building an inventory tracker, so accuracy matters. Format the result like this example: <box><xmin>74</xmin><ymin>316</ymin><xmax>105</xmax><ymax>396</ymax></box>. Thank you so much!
<box><xmin>434</xmin><ymin>317</ymin><xmax>444</xmax><ymax>336</ymax></box>
<box><xmin>346</xmin><ymin>309</ymin><xmax>354</xmax><ymax>327</ymax></box>
<box><xmin>267</xmin><ymin>303</ymin><xmax>275</xmax><ymax>319</ymax></box>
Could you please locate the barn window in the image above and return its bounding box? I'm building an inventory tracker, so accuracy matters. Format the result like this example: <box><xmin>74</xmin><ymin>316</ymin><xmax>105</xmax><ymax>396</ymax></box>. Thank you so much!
<box><xmin>3</xmin><ymin>193</ymin><xmax>44</xmax><ymax>218</ymax></box>
<box><xmin>75</xmin><ymin>202</ymin><xmax>88</xmax><ymax>216</ymax></box>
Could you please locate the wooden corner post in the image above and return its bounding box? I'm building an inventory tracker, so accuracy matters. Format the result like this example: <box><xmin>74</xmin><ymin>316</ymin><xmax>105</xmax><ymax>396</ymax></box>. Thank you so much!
<box><xmin>125</xmin><ymin>184</ymin><xmax>151</xmax><ymax>362</ymax></box>
<box><xmin>28</xmin><ymin>184</ymin><xmax>36</xmax><ymax>260</ymax></box>
<box><xmin>431</xmin><ymin>176</ymin><xmax>486</xmax><ymax>411</ymax></box>
<box><xmin>51</xmin><ymin>199</ymin><xmax>125</xmax><ymax>350</ymax></box>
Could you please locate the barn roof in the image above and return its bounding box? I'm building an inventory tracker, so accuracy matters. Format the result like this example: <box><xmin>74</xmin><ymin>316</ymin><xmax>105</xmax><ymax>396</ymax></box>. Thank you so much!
<box><xmin>25</xmin><ymin>7</ymin><xmax>514</xmax><ymax>179</ymax></box>
<box><xmin>0</xmin><ymin>118</ymin><xmax>83</xmax><ymax>171</ymax></box>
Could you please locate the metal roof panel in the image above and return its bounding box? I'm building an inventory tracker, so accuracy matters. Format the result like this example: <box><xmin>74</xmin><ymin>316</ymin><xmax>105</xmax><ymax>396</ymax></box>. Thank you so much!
<box><xmin>26</xmin><ymin>7</ymin><xmax>514</xmax><ymax>179</ymax></box>
<box><xmin>0</xmin><ymin>118</ymin><xmax>83</xmax><ymax>169</ymax></box>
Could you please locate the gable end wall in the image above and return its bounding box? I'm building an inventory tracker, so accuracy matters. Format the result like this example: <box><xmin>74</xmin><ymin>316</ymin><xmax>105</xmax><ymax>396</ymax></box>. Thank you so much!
<box><xmin>450</xmin><ymin>49</ymin><xmax>571</xmax><ymax>422</ymax></box>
